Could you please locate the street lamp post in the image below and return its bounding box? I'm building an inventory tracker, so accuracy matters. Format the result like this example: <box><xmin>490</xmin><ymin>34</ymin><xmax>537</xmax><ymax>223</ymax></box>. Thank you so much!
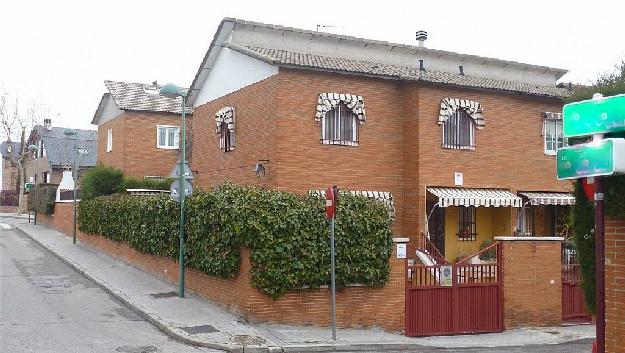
<box><xmin>64</xmin><ymin>129</ymin><xmax>78</xmax><ymax>244</ymax></box>
<box><xmin>160</xmin><ymin>83</ymin><xmax>188</xmax><ymax>298</ymax></box>
<box><xmin>27</xmin><ymin>144</ymin><xmax>39</xmax><ymax>225</ymax></box>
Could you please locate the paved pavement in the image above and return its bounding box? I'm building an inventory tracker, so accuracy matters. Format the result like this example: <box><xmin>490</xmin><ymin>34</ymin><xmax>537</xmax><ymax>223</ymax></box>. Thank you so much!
<box><xmin>0</xmin><ymin>214</ymin><xmax>596</xmax><ymax>353</ymax></box>
<box><xmin>0</xmin><ymin>220</ymin><xmax>221</xmax><ymax>353</ymax></box>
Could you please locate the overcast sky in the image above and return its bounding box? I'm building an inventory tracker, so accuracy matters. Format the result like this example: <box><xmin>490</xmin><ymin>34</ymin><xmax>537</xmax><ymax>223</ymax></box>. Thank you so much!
<box><xmin>1</xmin><ymin>0</ymin><xmax>624</xmax><ymax>133</ymax></box>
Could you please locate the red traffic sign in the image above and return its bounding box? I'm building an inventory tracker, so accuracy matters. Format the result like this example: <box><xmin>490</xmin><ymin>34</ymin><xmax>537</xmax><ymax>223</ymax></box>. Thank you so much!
<box><xmin>326</xmin><ymin>187</ymin><xmax>338</xmax><ymax>219</ymax></box>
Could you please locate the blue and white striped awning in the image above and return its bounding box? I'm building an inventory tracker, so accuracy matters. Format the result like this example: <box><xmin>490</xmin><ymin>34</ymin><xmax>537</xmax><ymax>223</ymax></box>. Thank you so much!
<box><xmin>427</xmin><ymin>187</ymin><xmax>522</xmax><ymax>208</ymax></box>
<box><xmin>519</xmin><ymin>192</ymin><xmax>575</xmax><ymax>206</ymax></box>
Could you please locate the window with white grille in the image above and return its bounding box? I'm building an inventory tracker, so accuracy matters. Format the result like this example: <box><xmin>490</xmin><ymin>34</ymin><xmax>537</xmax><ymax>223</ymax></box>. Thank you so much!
<box><xmin>157</xmin><ymin>125</ymin><xmax>180</xmax><ymax>149</ymax></box>
<box><xmin>544</xmin><ymin>118</ymin><xmax>565</xmax><ymax>155</ymax></box>
<box><xmin>442</xmin><ymin>109</ymin><xmax>475</xmax><ymax>150</ymax></box>
<box><xmin>321</xmin><ymin>103</ymin><xmax>358</xmax><ymax>146</ymax></box>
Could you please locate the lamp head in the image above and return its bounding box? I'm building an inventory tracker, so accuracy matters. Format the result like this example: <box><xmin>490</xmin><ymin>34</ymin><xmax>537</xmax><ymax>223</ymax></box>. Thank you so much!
<box><xmin>28</xmin><ymin>144</ymin><xmax>38</xmax><ymax>151</ymax></box>
<box><xmin>160</xmin><ymin>83</ymin><xmax>185</xmax><ymax>98</ymax></box>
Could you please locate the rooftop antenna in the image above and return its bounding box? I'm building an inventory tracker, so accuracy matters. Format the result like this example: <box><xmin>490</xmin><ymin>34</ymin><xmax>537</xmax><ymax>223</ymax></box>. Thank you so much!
<box><xmin>316</xmin><ymin>24</ymin><xmax>342</xmax><ymax>32</ymax></box>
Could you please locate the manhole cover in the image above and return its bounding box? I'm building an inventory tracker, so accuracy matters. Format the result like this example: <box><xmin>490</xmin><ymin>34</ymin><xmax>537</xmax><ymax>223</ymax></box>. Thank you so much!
<box><xmin>115</xmin><ymin>345</ymin><xmax>159</xmax><ymax>353</ymax></box>
<box><xmin>180</xmin><ymin>324</ymin><xmax>219</xmax><ymax>335</ymax></box>
<box><xmin>230</xmin><ymin>335</ymin><xmax>266</xmax><ymax>346</ymax></box>
<box><xmin>149</xmin><ymin>291</ymin><xmax>178</xmax><ymax>299</ymax></box>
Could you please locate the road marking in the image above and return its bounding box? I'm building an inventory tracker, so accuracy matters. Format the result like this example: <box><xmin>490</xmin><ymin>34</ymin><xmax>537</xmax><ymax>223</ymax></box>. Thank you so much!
<box><xmin>0</xmin><ymin>223</ymin><xmax>12</xmax><ymax>230</ymax></box>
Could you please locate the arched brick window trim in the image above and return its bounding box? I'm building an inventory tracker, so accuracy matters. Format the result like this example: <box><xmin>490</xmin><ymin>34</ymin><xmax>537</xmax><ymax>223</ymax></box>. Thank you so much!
<box><xmin>438</xmin><ymin>98</ymin><xmax>485</xmax><ymax>129</ymax></box>
<box><xmin>215</xmin><ymin>106</ymin><xmax>235</xmax><ymax>151</ymax></box>
<box><xmin>315</xmin><ymin>93</ymin><xmax>366</xmax><ymax>124</ymax></box>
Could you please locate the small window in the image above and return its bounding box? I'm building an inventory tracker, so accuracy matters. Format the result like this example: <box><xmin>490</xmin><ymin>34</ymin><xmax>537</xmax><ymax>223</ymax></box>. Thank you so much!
<box><xmin>106</xmin><ymin>129</ymin><xmax>112</xmax><ymax>152</ymax></box>
<box><xmin>544</xmin><ymin>118</ymin><xmax>565</xmax><ymax>155</ymax></box>
<box><xmin>218</xmin><ymin>121</ymin><xmax>235</xmax><ymax>152</ymax></box>
<box><xmin>321</xmin><ymin>103</ymin><xmax>358</xmax><ymax>146</ymax></box>
<box><xmin>157</xmin><ymin>125</ymin><xmax>180</xmax><ymax>149</ymax></box>
<box><xmin>457</xmin><ymin>206</ymin><xmax>477</xmax><ymax>241</ymax></box>
<box><xmin>442</xmin><ymin>109</ymin><xmax>475</xmax><ymax>150</ymax></box>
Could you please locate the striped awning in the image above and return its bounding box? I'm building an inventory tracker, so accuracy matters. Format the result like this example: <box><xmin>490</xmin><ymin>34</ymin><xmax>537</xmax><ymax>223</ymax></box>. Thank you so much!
<box><xmin>427</xmin><ymin>187</ymin><xmax>522</xmax><ymax>208</ymax></box>
<box><xmin>519</xmin><ymin>192</ymin><xmax>575</xmax><ymax>206</ymax></box>
<box><xmin>309</xmin><ymin>189</ymin><xmax>395</xmax><ymax>219</ymax></box>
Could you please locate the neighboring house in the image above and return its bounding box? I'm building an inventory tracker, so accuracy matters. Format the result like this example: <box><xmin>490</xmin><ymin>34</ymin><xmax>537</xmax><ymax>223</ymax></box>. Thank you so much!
<box><xmin>91</xmin><ymin>80</ymin><xmax>192</xmax><ymax>179</ymax></box>
<box><xmin>186</xmin><ymin>18</ymin><xmax>574</xmax><ymax>261</ymax></box>
<box><xmin>0</xmin><ymin>141</ymin><xmax>21</xmax><ymax>191</ymax></box>
<box><xmin>25</xmin><ymin>119</ymin><xmax>97</xmax><ymax>185</ymax></box>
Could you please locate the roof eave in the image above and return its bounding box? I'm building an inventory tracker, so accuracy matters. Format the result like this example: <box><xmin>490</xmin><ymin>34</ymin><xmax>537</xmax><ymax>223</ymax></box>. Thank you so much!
<box><xmin>91</xmin><ymin>93</ymin><xmax>111</xmax><ymax>125</ymax></box>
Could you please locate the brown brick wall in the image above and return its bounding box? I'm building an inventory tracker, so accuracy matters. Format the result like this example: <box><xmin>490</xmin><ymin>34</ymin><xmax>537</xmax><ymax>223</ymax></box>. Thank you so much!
<box><xmin>96</xmin><ymin>112</ymin><xmax>186</xmax><ymax>179</ymax></box>
<box><xmin>500</xmin><ymin>239</ymin><xmax>562</xmax><ymax>328</ymax></box>
<box><xmin>191</xmin><ymin>76</ymin><xmax>278</xmax><ymax>189</ymax></box>
<box><xmin>606</xmin><ymin>218</ymin><xmax>625</xmax><ymax>353</ymax></box>
<box><xmin>2</xmin><ymin>158</ymin><xmax>18</xmax><ymax>190</ymax></box>
<box><xmin>192</xmin><ymin>68</ymin><xmax>570</xmax><ymax>248</ymax></box>
<box><xmin>69</xmin><ymin>223</ymin><xmax>406</xmax><ymax>331</ymax></box>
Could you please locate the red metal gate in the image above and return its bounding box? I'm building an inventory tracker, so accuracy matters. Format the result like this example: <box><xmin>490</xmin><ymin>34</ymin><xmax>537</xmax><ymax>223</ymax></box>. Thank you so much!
<box><xmin>405</xmin><ymin>242</ymin><xmax>503</xmax><ymax>336</ymax></box>
<box><xmin>562</xmin><ymin>264</ymin><xmax>591</xmax><ymax>323</ymax></box>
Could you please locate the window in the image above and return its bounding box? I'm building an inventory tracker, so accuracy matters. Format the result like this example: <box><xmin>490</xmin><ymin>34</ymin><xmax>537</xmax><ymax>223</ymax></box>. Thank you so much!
<box><xmin>457</xmin><ymin>206</ymin><xmax>477</xmax><ymax>241</ymax></box>
<box><xmin>157</xmin><ymin>125</ymin><xmax>180</xmax><ymax>149</ymax></box>
<box><xmin>442</xmin><ymin>109</ymin><xmax>475</xmax><ymax>150</ymax></box>
<box><xmin>544</xmin><ymin>118</ymin><xmax>565</xmax><ymax>155</ymax></box>
<box><xmin>106</xmin><ymin>129</ymin><xmax>112</xmax><ymax>152</ymax></box>
<box><xmin>218</xmin><ymin>121</ymin><xmax>234</xmax><ymax>152</ymax></box>
<box><xmin>322</xmin><ymin>103</ymin><xmax>358</xmax><ymax>146</ymax></box>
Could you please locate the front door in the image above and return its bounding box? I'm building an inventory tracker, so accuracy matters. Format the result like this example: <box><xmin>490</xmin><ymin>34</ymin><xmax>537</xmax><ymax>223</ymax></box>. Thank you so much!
<box><xmin>426</xmin><ymin>201</ymin><xmax>445</xmax><ymax>256</ymax></box>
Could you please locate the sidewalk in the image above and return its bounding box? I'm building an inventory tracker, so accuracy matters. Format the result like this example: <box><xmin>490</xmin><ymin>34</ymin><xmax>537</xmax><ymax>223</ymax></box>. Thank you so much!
<box><xmin>3</xmin><ymin>214</ymin><xmax>595</xmax><ymax>352</ymax></box>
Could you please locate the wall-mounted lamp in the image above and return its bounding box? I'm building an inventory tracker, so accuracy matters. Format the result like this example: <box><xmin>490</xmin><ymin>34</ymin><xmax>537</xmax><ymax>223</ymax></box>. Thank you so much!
<box><xmin>255</xmin><ymin>159</ymin><xmax>270</xmax><ymax>178</ymax></box>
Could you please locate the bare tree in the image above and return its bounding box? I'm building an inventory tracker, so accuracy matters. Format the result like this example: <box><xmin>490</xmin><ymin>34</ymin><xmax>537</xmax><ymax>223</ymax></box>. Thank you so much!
<box><xmin>0</xmin><ymin>91</ymin><xmax>45</xmax><ymax>213</ymax></box>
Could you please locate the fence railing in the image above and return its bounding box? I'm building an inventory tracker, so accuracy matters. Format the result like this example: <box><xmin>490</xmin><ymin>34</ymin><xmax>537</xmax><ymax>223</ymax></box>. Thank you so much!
<box><xmin>562</xmin><ymin>264</ymin><xmax>583</xmax><ymax>283</ymax></box>
<box><xmin>418</xmin><ymin>231</ymin><xmax>449</xmax><ymax>265</ymax></box>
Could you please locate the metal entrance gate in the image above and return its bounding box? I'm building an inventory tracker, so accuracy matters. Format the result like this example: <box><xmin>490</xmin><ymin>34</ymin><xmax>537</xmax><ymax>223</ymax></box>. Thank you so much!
<box><xmin>405</xmin><ymin>242</ymin><xmax>503</xmax><ymax>336</ymax></box>
<box><xmin>562</xmin><ymin>264</ymin><xmax>591</xmax><ymax>323</ymax></box>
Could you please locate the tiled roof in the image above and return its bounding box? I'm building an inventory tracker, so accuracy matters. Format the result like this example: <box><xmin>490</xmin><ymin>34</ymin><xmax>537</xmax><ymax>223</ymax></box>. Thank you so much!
<box><xmin>0</xmin><ymin>141</ymin><xmax>21</xmax><ymax>159</ymax></box>
<box><xmin>32</xmin><ymin>126</ymin><xmax>98</xmax><ymax>167</ymax></box>
<box><xmin>228</xmin><ymin>45</ymin><xmax>571</xmax><ymax>99</ymax></box>
<box><xmin>104</xmin><ymin>80</ymin><xmax>191</xmax><ymax>115</ymax></box>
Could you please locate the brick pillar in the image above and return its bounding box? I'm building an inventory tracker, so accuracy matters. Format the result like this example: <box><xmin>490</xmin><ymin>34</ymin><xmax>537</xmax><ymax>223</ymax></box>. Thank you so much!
<box><xmin>495</xmin><ymin>236</ymin><xmax>563</xmax><ymax>329</ymax></box>
<box><xmin>605</xmin><ymin>218</ymin><xmax>625</xmax><ymax>353</ymax></box>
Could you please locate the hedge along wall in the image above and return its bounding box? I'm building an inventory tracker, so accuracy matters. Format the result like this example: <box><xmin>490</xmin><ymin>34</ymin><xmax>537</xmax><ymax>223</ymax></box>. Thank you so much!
<box><xmin>79</xmin><ymin>183</ymin><xmax>394</xmax><ymax>298</ymax></box>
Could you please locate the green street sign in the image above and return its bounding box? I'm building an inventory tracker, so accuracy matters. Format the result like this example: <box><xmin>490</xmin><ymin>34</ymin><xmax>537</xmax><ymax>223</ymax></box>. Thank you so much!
<box><xmin>24</xmin><ymin>182</ymin><xmax>33</xmax><ymax>190</ymax></box>
<box><xmin>557</xmin><ymin>139</ymin><xmax>625</xmax><ymax>180</ymax></box>
<box><xmin>563</xmin><ymin>93</ymin><xmax>625</xmax><ymax>137</ymax></box>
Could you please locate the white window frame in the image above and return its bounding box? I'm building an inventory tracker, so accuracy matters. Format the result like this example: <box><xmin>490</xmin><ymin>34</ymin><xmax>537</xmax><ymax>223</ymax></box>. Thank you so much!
<box><xmin>543</xmin><ymin>118</ymin><xmax>566</xmax><ymax>155</ymax></box>
<box><xmin>321</xmin><ymin>103</ymin><xmax>358</xmax><ymax>146</ymax></box>
<box><xmin>106</xmin><ymin>129</ymin><xmax>112</xmax><ymax>152</ymax></box>
<box><xmin>156</xmin><ymin>125</ymin><xmax>180</xmax><ymax>150</ymax></box>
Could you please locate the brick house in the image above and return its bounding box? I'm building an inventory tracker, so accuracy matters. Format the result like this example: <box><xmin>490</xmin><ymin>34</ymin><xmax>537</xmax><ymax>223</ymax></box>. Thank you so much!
<box><xmin>184</xmin><ymin>18</ymin><xmax>576</xmax><ymax>262</ymax></box>
<box><xmin>25</xmin><ymin>120</ymin><xmax>97</xmax><ymax>185</ymax></box>
<box><xmin>92</xmin><ymin>80</ymin><xmax>192</xmax><ymax>179</ymax></box>
<box><xmin>1</xmin><ymin>141</ymin><xmax>21</xmax><ymax>191</ymax></box>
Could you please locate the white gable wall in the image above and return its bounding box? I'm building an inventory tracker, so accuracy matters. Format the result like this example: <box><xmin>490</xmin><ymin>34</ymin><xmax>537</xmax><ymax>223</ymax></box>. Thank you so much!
<box><xmin>193</xmin><ymin>47</ymin><xmax>278</xmax><ymax>108</ymax></box>
<box><xmin>97</xmin><ymin>96</ymin><xmax>123</xmax><ymax>125</ymax></box>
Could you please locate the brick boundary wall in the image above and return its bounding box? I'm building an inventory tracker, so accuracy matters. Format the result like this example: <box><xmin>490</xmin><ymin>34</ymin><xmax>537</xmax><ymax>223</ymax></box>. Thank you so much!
<box><xmin>606</xmin><ymin>218</ymin><xmax>625</xmax><ymax>353</ymax></box>
<box><xmin>496</xmin><ymin>237</ymin><xmax>563</xmax><ymax>329</ymax></box>
<box><xmin>52</xmin><ymin>203</ymin><xmax>406</xmax><ymax>331</ymax></box>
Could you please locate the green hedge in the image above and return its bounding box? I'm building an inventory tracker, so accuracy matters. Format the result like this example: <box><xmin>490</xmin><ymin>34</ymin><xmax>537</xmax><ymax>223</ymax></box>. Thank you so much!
<box><xmin>29</xmin><ymin>184</ymin><xmax>58</xmax><ymax>215</ymax></box>
<box><xmin>122</xmin><ymin>177</ymin><xmax>172</xmax><ymax>191</ymax></box>
<box><xmin>79</xmin><ymin>183</ymin><xmax>393</xmax><ymax>297</ymax></box>
<box><xmin>80</xmin><ymin>164</ymin><xmax>124</xmax><ymax>200</ymax></box>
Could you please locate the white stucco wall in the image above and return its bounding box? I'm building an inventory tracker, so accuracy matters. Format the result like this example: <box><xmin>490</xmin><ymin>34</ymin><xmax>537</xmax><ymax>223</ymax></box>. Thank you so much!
<box><xmin>97</xmin><ymin>96</ymin><xmax>123</xmax><ymax>125</ymax></box>
<box><xmin>193</xmin><ymin>47</ymin><xmax>278</xmax><ymax>108</ymax></box>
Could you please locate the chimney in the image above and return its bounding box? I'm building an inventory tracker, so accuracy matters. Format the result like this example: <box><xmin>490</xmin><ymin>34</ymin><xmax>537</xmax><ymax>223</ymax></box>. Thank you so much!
<box><xmin>44</xmin><ymin>118</ymin><xmax>52</xmax><ymax>131</ymax></box>
<box><xmin>419</xmin><ymin>59</ymin><xmax>425</xmax><ymax>71</ymax></box>
<box><xmin>415</xmin><ymin>30</ymin><xmax>427</xmax><ymax>48</ymax></box>
<box><xmin>459</xmin><ymin>65</ymin><xmax>465</xmax><ymax>75</ymax></box>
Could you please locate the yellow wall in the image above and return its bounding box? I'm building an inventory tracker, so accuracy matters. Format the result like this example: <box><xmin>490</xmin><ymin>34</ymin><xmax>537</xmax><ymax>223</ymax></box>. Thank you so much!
<box><xmin>444</xmin><ymin>206</ymin><xmax>511</xmax><ymax>262</ymax></box>
<box><xmin>534</xmin><ymin>205</ymin><xmax>553</xmax><ymax>236</ymax></box>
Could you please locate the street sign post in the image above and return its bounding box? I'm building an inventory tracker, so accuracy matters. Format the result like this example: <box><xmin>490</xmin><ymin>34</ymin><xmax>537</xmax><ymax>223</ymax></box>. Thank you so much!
<box><xmin>325</xmin><ymin>186</ymin><xmax>338</xmax><ymax>341</ymax></box>
<box><xmin>556</xmin><ymin>139</ymin><xmax>625</xmax><ymax>180</ymax></box>
<box><xmin>558</xmin><ymin>93</ymin><xmax>625</xmax><ymax>353</ymax></box>
<box><xmin>563</xmin><ymin>93</ymin><xmax>625</xmax><ymax>137</ymax></box>
<box><xmin>170</xmin><ymin>179</ymin><xmax>193</xmax><ymax>203</ymax></box>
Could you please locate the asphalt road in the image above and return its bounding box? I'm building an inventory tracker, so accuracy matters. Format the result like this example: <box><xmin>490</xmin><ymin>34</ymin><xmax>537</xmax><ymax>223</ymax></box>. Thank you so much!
<box><xmin>0</xmin><ymin>223</ymin><xmax>221</xmax><ymax>353</ymax></box>
<box><xmin>0</xmin><ymin>219</ymin><xmax>594</xmax><ymax>353</ymax></box>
